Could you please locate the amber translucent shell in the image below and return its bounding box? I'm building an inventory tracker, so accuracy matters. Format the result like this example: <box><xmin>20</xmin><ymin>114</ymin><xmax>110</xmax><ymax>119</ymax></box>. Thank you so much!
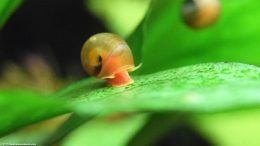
<box><xmin>81</xmin><ymin>33</ymin><xmax>136</xmax><ymax>86</ymax></box>
<box><xmin>182</xmin><ymin>0</ymin><xmax>220</xmax><ymax>28</ymax></box>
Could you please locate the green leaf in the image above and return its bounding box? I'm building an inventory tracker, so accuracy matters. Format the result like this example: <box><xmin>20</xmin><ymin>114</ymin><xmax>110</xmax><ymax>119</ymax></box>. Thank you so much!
<box><xmin>41</xmin><ymin>114</ymin><xmax>94</xmax><ymax>145</ymax></box>
<box><xmin>61</xmin><ymin>114</ymin><xmax>148</xmax><ymax>146</ymax></box>
<box><xmin>0</xmin><ymin>89</ymin><xmax>69</xmax><ymax>136</ymax></box>
<box><xmin>0</xmin><ymin>0</ymin><xmax>22</xmax><ymax>28</ymax></box>
<box><xmin>127</xmin><ymin>113</ymin><xmax>183</xmax><ymax>146</ymax></box>
<box><xmin>54</xmin><ymin>63</ymin><xmax>260</xmax><ymax>115</ymax></box>
<box><xmin>85</xmin><ymin>0</ymin><xmax>150</xmax><ymax>37</ymax></box>
<box><xmin>194</xmin><ymin>109</ymin><xmax>260</xmax><ymax>146</ymax></box>
<box><xmin>129</xmin><ymin>0</ymin><xmax>260</xmax><ymax>74</ymax></box>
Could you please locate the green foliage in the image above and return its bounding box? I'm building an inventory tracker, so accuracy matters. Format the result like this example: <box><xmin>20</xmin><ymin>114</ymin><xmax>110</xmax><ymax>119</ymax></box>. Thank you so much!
<box><xmin>129</xmin><ymin>0</ymin><xmax>260</xmax><ymax>74</ymax></box>
<box><xmin>1</xmin><ymin>0</ymin><xmax>260</xmax><ymax>145</ymax></box>
<box><xmin>61</xmin><ymin>114</ymin><xmax>148</xmax><ymax>146</ymax></box>
<box><xmin>194</xmin><ymin>109</ymin><xmax>260</xmax><ymax>146</ymax></box>
<box><xmin>56</xmin><ymin>63</ymin><xmax>260</xmax><ymax>115</ymax></box>
<box><xmin>42</xmin><ymin>63</ymin><xmax>260</xmax><ymax>145</ymax></box>
<box><xmin>0</xmin><ymin>0</ymin><xmax>22</xmax><ymax>28</ymax></box>
<box><xmin>85</xmin><ymin>0</ymin><xmax>151</xmax><ymax>37</ymax></box>
<box><xmin>0</xmin><ymin>89</ymin><xmax>69</xmax><ymax>136</ymax></box>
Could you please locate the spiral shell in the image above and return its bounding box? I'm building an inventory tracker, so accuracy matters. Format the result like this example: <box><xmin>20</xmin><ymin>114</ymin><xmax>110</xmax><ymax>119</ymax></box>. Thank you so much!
<box><xmin>81</xmin><ymin>33</ymin><xmax>136</xmax><ymax>86</ymax></box>
<box><xmin>182</xmin><ymin>0</ymin><xmax>220</xmax><ymax>28</ymax></box>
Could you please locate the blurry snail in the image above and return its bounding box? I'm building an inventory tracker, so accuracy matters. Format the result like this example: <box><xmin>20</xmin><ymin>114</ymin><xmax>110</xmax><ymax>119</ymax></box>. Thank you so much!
<box><xmin>181</xmin><ymin>0</ymin><xmax>220</xmax><ymax>28</ymax></box>
<box><xmin>81</xmin><ymin>33</ymin><xmax>140</xmax><ymax>87</ymax></box>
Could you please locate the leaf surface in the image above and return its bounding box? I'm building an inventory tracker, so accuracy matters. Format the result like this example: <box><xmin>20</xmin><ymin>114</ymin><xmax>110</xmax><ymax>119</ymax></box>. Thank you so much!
<box><xmin>53</xmin><ymin>63</ymin><xmax>260</xmax><ymax>115</ymax></box>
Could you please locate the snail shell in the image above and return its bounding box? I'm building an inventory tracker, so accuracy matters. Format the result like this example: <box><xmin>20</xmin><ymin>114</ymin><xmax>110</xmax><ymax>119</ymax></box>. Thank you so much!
<box><xmin>182</xmin><ymin>0</ymin><xmax>220</xmax><ymax>28</ymax></box>
<box><xmin>81</xmin><ymin>33</ymin><xmax>137</xmax><ymax>86</ymax></box>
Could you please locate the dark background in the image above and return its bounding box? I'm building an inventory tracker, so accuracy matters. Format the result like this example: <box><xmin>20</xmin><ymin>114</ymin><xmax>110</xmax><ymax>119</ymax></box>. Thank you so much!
<box><xmin>0</xmin><ymin>0</ymin><xmax>106</xmax><ymax>78</ymax></box>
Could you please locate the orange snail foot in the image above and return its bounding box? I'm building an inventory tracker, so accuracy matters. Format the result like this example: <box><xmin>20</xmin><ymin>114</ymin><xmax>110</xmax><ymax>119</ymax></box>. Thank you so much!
<box><xmin>106</xmin><ymin>70</ymin><xmax>134</xmax><ymax>87</ymax></box>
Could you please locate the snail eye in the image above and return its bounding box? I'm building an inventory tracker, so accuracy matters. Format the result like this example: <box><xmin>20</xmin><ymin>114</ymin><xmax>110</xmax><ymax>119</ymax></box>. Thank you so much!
<box><xmin>181</xmin><ymin>0</ymin><xmax>220</xmax><ymax>29</ymax></box>
<box><xmin>98</xmin><ymin>55</ymin><xmax>102</xmax><ymax>63</ymax></box>
<box><xmin>94</xmin><ymin>55</ymin><xmax>102</xmax><ymax>75</ymax></box>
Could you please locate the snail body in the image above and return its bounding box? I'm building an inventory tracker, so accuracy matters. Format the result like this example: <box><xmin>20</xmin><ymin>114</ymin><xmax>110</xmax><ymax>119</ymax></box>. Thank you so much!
<box><xmin>81</xmin><ymin>33</ymin><xmax>137</xmax><ymax>86</ymax></box>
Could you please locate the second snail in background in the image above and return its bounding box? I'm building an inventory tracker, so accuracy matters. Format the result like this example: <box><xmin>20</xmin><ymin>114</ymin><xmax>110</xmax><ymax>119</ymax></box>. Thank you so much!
<box><xmin>81</xmin><ymin>33</ymin><xmax>139</xmax><ymax>87</ymax></box>
<box><xmin>182</xmin><ymin>0</ymin><xmax>221</xmax><ymax>28</ymax></box>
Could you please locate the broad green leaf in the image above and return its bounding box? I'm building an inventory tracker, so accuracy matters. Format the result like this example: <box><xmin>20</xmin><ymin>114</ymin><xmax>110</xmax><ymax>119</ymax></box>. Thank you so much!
<box><xmin>41</xmin><ymin>114</ymin><xmax>94</xmax><ymax>145</ymax></box>
<box><xmin>0</xmin><ymin>129</ymin><xmax>48</xmax><ymax>145</ymax></box>
<box><xmin>0</xmin><ymin>89</ymin><xmax>69</xmax><ymax>136</ymax></box>
<box><xmin>0</xmin><ymin>0</ymin><xmax>22</xmax><ymax>28</ymax></box>
<box><xmin>127</xmin><ymin>113</ymin><xmax>184</xmax><ymax>146</ymax></box>
<box><xmin>85</xmin><ymin>0</ymin><xmax>150</xmax><ymax>37</ymax></box>
<box><xmin>194</xmin><ymin>109</ymin><xmax>260</xmax><ymax>146</ymax></box>
<box><xmin>61</xmin><ymin>114</ymin><xmax>148</xmax><ymax>146</ymax></box>
<box><xmin>0</xmin><ymin>115</ymin><xmax>64</xmax><ymax>144</ymax></box>
<box><xmin>129</xmin><ymin>0</ymin><xmax>260</xmax><ymax>74</ymax></box>
<box><xmin>53</xmin><ymin>63</ymin><xmax>260</xmax><ymax>115</ymax></box>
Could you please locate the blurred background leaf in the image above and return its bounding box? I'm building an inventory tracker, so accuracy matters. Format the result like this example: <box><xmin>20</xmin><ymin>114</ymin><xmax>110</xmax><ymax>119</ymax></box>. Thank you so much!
<box><xmin>61</xmin><ymin>114</ymin><xmax>148</xmax><ymax>146</ymax></box>
<box><xmin>85</xmin><ymin>0</ymin><xmax>151</xmax><ymax>37</ymax></box>
<box><xmin>0</xmin><ymin>0</ymin><xmax>22</xmax><ymax>29</ymax></box>
<box><xmin>129</xmin><ymin>0</ymin><xmax>260</xmax><ymax>74</ymax></box>
<box><xmin>0</xmin><ymin>114</ymin><xmax>69</xmax><ymax>144</ymax></box>
<box><xmin>0</xmin><ymin>89</ymin><xmax>69</xmax><ymax>136</ymax></box>
<box><xmin>194</xmin><ymin>109</ymin><xmax>260</xmax><ymax>146</ymax></box>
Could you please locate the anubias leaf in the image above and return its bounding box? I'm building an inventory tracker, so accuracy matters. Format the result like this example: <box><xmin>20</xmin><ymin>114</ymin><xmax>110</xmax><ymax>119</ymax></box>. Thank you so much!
<box><xmin>0</xmin><ymin>89</ymin><xmax>69</xmax><ymax>136</ymax></box>
<box><xmin>53</xmin><ymin>63</ymin><xmax>260</xmax><ymax>115</ymax></box>
<box><xmin>61</xmin><ymin>114</ymin><xmax>148</xmax><ymax>146</ymax></box>
<box><xmin>194</xmin><ymin>109</ymin><xmax>260</xmax><ymax>146</ymax></box>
